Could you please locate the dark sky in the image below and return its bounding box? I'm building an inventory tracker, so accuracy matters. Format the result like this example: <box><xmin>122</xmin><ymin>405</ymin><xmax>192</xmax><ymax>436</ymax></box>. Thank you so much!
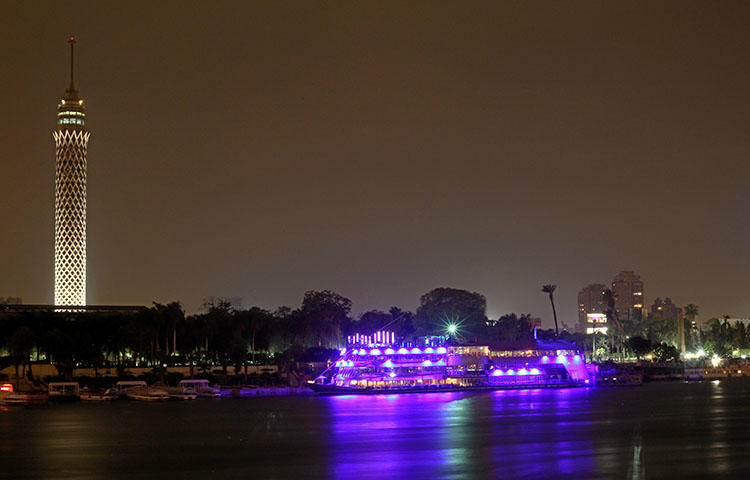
<box><xmin>1</xmin><ymin>1</ymin><xmax>748</xmax><ymax>325</ymax></box>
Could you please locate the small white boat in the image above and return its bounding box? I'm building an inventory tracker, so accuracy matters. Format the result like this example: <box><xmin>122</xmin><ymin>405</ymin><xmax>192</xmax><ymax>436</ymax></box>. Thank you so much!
<box><xmin>179</xmin><ymin>379</ymin><xmax>221</xmax><ymax>398</ymax></box>
<box><xmin>48</xmin><ymin>382</ymin><xmax>81</xmax><ymax>402</ymax></box>
<box><xmin>112</xmin><ymin>380</ymin><xmax>148</xmax><ymax>398</ymax></box>
<box><xmin>80</xmin><ymin>388</ymin><xmax>118</xmax><ymax>402</ymax></box>
<box><xmin>125</xmin><ymin>386</ymin><xmax>170</xmax><ymax>402</ymax></box>
<box><xmin>160</xmin><ymin>386</ymin><xmax>198</xmax><ymax>400</ymax></box>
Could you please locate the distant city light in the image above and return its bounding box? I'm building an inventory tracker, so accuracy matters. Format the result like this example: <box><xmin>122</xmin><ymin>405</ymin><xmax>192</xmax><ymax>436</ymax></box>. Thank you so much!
<box><xmin>447</xmin><ymin>324</ymin><xmax>457</xmax><ymax>334</ymax></box>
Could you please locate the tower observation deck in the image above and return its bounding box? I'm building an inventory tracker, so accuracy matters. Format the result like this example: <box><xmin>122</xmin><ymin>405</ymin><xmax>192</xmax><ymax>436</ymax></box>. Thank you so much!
<box><xmin>54</xmin><ymin>37</ymin><xmax>90</xmax><ymax>306</ymax></box>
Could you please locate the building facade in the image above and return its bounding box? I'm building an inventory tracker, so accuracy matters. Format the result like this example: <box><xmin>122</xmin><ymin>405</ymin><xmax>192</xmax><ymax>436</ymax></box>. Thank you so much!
<box><xmin>577</xmin><ymin>283</ymin><xmax>607</xmax><ymax>333</ymax></box>
<box><xmin>649</xmin><ymin>297</ymin><xmax>681</xmax><ymax>320</ymax></box>
<box><xmin>54</xmin><ymin>37</ymin><xmax>90</xmax><ymax>306</ymax></box>
<box><xmin>611</xmin><ymin>270</ymin><xmax>644</xmax><ymax>325</ymax></box>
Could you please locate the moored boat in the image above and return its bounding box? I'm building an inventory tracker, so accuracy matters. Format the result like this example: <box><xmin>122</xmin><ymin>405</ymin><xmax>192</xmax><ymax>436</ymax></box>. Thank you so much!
<box><xmin>111</xmin><ymin>380</ymin><xmax>148</xmax><ymax>398</ymax></box>
<box><xmin>80</xmin><ymin>388</ymin><xmax>118</xmax><ymax>401</ymax></box>
<box><xmin>48</xmin><ymin>382</ymin><xmax>81</xmax><ymax>401</ymax></box>
<box><xmin>158</xmin><ymin>385</ymin><xmax>197</xmax><ymax>400</ymax></box>
<box><xmin>178</xmin><ymin>379</ymin><xmax>221</xmax><ymax>398</ymax></box>
<box><xmin>311</xmin><ymin>331</ymin><xmax>597</xmax><ymax>395</ymax></box>
<box><xmin>0</xmin><ymin>386</ymin><xmax>49</xmax><ymax>405</ymax></box>
<box><xmin>125</xmin><ymin>386</ymin><xmax>170</xmax><ymax>402</ymax></box>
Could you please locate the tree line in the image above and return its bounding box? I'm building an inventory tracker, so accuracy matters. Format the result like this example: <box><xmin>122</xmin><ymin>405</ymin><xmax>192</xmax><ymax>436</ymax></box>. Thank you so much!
<box><xmin>1</xmin><ymin>286</ymin><xmax>737</xmax><ymax>378</ymax></box>
<box><xmin>0</xmin><ymin>287</ymin><xmax>562</xmax><ymax>379</ymax></box>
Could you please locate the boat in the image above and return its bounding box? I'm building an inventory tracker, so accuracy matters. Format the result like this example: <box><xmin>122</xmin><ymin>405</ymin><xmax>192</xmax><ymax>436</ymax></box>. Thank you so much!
<box><xmin>310</xmin><ymin>331</ymin><xmax>597</xmax><ymax>395</ymax></box>
<box><xmin>111</xmin><ymin>380</ymin><xmax>148</xmax><ymax>398</ymax></box>
<box><xmin>0</xmin><ymin>383</ymin><xmax>49</xmax><ymax>405</ymax></box>
<box><xmin>80</xmin><ymin>388</ymin><xmax>118</xmax><ymax>401</ymax></box>
<box><xmin>48</xmin><ymin>382</ymin><xmax>81</xmax><ymax>401</ymax></box>
<box><xmin>125</xmin><ymin>386</ymin><xmax>170</xmax><ymax>402</ymax></box>
<box><xmin>178</xmin><ymin>379</ymin><xmax>221</xmax><ymax>398</ymax></box>
<box><xmin>153</xmin><ymin>384</ymin><xmax>197</xmax><ymax>400</ymax></box>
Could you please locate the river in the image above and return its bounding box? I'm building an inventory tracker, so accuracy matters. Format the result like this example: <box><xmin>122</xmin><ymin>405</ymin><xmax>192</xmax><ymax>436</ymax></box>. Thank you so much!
<box><xmin>1</xmin><ymin>381</ymin><xmax>749</xmax><ymax>479</ymax></box>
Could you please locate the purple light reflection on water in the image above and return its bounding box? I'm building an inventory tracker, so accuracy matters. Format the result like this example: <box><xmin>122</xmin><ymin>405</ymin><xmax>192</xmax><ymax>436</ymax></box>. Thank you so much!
<box><xmin>325</xmin><ymin>388</ymin><xmax>598</xmax><ymax>480</ymax></box>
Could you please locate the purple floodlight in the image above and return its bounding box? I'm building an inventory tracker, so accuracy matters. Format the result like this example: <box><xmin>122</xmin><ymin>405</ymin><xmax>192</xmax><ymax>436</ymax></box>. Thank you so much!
<box><xmin>385</xmin><ymin>348</ymin><xmax>395</xmax><ymax>355</ymax></box>
<box><xmin>397</xmin><ymin>348</ymin><xmax>409</xmax><ymax>354</ymax></box>
<box><xmin>530</xmin><ymin>368</ymin><xmax>541</xmax><ymax>375</ymax></box>
<box><xmin>425</xmin><ymin>347</ymin><xmax>434</xmax><ymax>354</ymax></box>
<box><xmin>492</xmin><ymin>369</ymin><xmax>503</xmax><ymax>376</ymax></box>
<box><xmin>370</xmin><ymin>349</ymin><xmax>382</xmax><ymax>356</ymax></box>
<box><xmin>555</xmin><ymin>355</ymin><xmax>567</xmax><ymax>364</ymax></box>
<box><xmin>436</xmin><ymin>359</ymin><xmax>446</xmax><ymax>366</ymax></box>
<box><xmin>410</xmin><ymin>347</ymin><xmax>422</xmax><ymax>354</ymax></box>
<box><xmin>518</xmin><ymin>368</ymin><xmax>529</xmax><ymax>375</ymax></box>
<box><xmin>506</xmin><ymin>369</ymin><xmax>516</xmax><ymax>375</ymax></box>
<box><xmin>422</xmin><ymin>360</ymin><xmax>432</xmax><ymax>366</ymax></box>
<box><xmin>573</xmin><ymin>355</ymin><xmax>581</xmax><ymax>363</ymax></box>
<box><xmin>383</xmin><ymin>359</ymin><xmax>394</xmax><ymax>368</ymax></box>
<box><xmin>541</xmin><ymin>355</ymin><xmax>549</xmax><ymax>363</ymax></box>
<box><xmin>389</xmin><ymin>372</ymin><xmax>396</xmax><ymax>378</ymax></box>
<box><xmin>436</xmin><ymin>347</ymin><xmax>447</xmax><ymax>354</ymax></box>
<box><xmin>359</xmin><ymin>349</ymin><xmax>367</xmax><ymax>355</ymax></box>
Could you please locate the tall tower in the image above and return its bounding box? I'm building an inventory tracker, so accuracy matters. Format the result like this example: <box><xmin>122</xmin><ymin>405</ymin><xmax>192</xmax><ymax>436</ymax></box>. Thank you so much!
<box><xmin>54</xmin><ymin>37</ymin><xmax>90</xmax><ymax>306</ymax></box>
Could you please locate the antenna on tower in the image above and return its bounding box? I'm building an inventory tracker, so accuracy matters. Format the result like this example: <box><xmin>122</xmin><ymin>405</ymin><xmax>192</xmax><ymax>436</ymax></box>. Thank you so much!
<box><xmin>68</xmin><ymin>36</ymin><xmax>76</xmax><ymax>91</ymax></box>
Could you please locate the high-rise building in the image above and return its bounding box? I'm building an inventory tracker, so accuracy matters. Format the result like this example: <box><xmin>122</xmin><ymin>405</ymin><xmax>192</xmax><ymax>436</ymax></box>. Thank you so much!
<box><xmin>611</xmin><ymin>270</ymin><xmax>644</xmax><ymax>325</ymax></box>
<box><xmin>577</xmin><ymin>283</ymin><xmax>606</xmax><ymax>332</ymax></box>
<box><xmin>54</xmin><ymin>37</ymin><xmax>90</xmax><ymax>306</ymax></box>
<box><xmin>649</xmin><ymin>297</ymin><xmax>681</xmax><ymax>320</ymax></box>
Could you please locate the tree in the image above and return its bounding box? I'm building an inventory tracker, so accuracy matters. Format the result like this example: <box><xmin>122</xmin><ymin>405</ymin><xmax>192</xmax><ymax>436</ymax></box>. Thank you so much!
<box><xmin>299</xmin><ymin>290</ymin><xmax>352</xmax><ymax>347</ymax></box>
<box><xmin>625</xmin><ymin>336</ymin><xmax>652</xmax><ymax>360</ymax></box>
<box><xmin>388</xmin><ymin>307</ymin><xmax>415</xmax><ymax>338</ymax></box>
<box><xmin>684</xmin><ymin>304</ymin><xmax>699</xmax><ymax>346</ymax></box>
<box><xmin>541</xmin><ymin>284</ymin><xmax>559</xmax><ymax>336</ymax></box>
<box><xmin>652</xmin><ymin>342</ymin><xmax>679</xmax><ymax>363</ymax></box>
<box><xmin>414</xmin><ymin>288</ymin><xmax>488</xmax><ymax>339</ymax></box>
<box><xmin>10</xmin><ymin>326</ymin><xmax>35</xmax><ymax>382</ymax></box>
<box><xmin>602</xmin><ymin>288</ymin><xmax>623</xmax><ymax>356</ymax></box>
<box><xmin>356</xmin><ymin>310</ymin><xmax>392</xmax><ymax>334</ymax></box>
<box><xmin>494</xmin><ymin>313</ymin><xmax>534</xmax><ymax>342</ymax></box>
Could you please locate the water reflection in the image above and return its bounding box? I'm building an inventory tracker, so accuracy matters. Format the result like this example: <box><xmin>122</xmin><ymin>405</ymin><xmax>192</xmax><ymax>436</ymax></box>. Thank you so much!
<box><xmin>2</xmin><ymin>382</ymin><xmax>750</xmax><ymax>479</ymax></box>
<box><xmin>326</xmin><ymin>389</ymin><xmax>597</xmax><ymax>479</ymax></box>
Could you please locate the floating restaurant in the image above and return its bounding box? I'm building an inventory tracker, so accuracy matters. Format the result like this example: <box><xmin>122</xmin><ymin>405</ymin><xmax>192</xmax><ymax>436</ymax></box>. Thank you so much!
<box><xmin>310</xmin><ymin>331</ymin><xmax>597</xmax><ymax>394</ymax></box>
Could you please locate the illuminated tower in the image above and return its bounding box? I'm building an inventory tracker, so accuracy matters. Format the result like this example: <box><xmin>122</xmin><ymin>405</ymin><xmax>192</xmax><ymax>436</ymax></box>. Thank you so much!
<box><xmin>54</xmin><ymin>37</ymin><xmax>89</xmax><ymax>306</ymax></box>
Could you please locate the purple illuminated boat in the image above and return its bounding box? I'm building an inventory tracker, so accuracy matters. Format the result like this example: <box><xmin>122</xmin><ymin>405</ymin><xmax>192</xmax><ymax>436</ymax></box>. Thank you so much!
<box><xmin>310</xmin><ymin>332</ymin><xmax>597</xmax><ymax>395</ymax></box>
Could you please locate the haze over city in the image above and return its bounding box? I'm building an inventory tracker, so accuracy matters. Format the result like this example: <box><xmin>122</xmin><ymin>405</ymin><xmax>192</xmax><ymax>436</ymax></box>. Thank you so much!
<box><xmin>1</xmin><ymin>2</ymin><xmax>748</xmax><ymax>324</ymax></box>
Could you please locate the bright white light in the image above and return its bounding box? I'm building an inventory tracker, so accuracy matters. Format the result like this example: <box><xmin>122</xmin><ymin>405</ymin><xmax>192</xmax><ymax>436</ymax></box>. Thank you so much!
<box><xmin>711</xmin><ymin>356</ymin><xmax>721</xmax><ymax>368</ymax></box>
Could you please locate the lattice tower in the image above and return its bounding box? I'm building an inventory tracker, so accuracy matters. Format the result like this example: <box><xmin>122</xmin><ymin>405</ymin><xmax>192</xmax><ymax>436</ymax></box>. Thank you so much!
<box><xmin>54</xmin><ymin>37</ymin><xmax>89</xmax><ymax>306</ymax></box>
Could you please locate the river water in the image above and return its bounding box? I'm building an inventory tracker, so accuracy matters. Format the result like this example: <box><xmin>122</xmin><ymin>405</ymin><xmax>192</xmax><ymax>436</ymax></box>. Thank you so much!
<box><xmin>1</xmin><ymin>381</ymin><xmax>749</xmax><ymax>479</ymax></box>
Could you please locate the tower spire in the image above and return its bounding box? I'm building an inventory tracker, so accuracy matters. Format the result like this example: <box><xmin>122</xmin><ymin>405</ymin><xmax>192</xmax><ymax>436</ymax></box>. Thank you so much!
<box><xmin>68</xmin><ymin>36</ymin><xmax>76</xmax><ymax>91</ymax></box>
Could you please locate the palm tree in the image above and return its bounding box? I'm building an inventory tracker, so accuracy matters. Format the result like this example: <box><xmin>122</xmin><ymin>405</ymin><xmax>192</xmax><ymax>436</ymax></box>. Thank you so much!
<box><xmin>602</xmin><ymin>288</ymin><xmax>622</xmax><ymax>356</ymax></box>
<box><xmin>684</xmin><ymin>304</ymin><xmax>699</xmax><ymax>349</ymax></box>
<box><xmin>541</xmin><ymin>284</ymin><xmax>559</xmax><ymax>336</ymax></box>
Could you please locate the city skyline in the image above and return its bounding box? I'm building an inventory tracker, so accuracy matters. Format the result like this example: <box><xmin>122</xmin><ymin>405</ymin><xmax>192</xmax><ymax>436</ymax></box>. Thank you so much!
<box><xmin>0</xmin><ymin>2</ymin><xmax>748</xmax><ymax>325</ymax></box>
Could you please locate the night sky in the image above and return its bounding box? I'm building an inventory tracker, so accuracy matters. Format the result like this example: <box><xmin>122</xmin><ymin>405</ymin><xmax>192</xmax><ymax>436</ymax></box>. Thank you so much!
<box><xmin>1</xmin><ymin>2</ymin><xmax>747</xmax><ymax>325</ymax></box>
